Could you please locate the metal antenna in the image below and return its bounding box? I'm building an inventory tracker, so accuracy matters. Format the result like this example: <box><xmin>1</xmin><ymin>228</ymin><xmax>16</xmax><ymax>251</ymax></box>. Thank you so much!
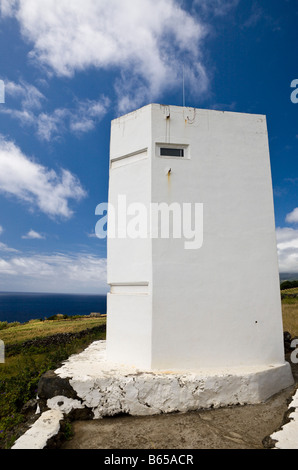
<box><xmin>182</xmin><ymin>65</ymin><xmax>185</xmax><ymax>107</ymax></box>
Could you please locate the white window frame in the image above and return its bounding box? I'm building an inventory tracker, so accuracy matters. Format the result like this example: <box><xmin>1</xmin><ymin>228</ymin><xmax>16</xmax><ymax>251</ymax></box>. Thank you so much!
<box><xmin>156</xmin><ymin>143</ymin><xmax>189</xmax><ymax>160</ymax></box>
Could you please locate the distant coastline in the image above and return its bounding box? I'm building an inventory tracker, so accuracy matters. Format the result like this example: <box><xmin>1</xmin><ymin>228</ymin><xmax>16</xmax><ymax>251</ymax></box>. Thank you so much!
<box><xmin>0</xmin><ymin>291</ymin><xmax>107</xmax><ymax>323</ymax></box>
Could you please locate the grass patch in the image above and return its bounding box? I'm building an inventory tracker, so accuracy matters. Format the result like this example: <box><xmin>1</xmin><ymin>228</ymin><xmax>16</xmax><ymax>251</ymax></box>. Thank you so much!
<box><xmin>281</xmin><ymin>287</ymin><xmax>298</xmax><ymax>295</ymax></box>
<box><xmin>282</xmin><ymin>297</ymin><xmax>298</xmax><ymax>337</ymax></box>
<box><xmin>0</xmin><ymin>316</ymin><xmax>106</xmax><ymax>449</ymax></box>
<box><xmin>0</xmin><ymin>316</ymin><xmax>106</xmax><ymax>346</ymax></box>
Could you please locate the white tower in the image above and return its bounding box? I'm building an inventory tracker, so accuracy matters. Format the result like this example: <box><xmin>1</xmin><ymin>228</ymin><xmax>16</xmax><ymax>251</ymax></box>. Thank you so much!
<box><xmin>106</xmin><ymin>104</ymin><xmax>291</xmax><ymax>383</ymax></box>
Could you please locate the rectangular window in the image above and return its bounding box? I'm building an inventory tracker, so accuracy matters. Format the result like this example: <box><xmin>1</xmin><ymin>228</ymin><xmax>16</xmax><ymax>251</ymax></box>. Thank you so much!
<box><xmin>160</xmin><ymin>147</ymin><xmax>184</xmax><ymax>158</ymax></box>
<box><xmin>156</xmin><ymin>143</ymin><xmax>189</xmax><ymax>159</ymax></box>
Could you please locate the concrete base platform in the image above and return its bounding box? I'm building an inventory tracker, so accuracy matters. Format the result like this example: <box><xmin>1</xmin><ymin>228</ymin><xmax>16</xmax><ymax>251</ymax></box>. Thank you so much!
<box><xmin>43</xmin><ymin>341</ymin><xmax>294</xmax><ymax>418</ymax></box>
<box><xmin>12</xmin><ymin>340</ymin><xmax>294</xmax><ymax>449</ymax></box>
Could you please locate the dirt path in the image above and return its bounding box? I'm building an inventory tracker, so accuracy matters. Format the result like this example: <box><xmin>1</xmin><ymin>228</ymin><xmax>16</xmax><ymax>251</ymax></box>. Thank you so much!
<box><xmin>61</xmin><ymin>383</ymin><xmax>296</xmax><ymax>450</ymax></box>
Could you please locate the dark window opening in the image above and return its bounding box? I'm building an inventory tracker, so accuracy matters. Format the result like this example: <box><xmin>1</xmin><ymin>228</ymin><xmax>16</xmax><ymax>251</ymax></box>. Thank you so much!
<box><xmin>160</xmin><ymin>148</ymin><xmax>184</xmax><ymax>157</ymax></box>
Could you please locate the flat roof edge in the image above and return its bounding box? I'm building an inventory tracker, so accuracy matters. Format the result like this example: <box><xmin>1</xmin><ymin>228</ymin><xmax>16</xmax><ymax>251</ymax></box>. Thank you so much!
<box><xmin>111</xmin><ymin>103</ymin><xmax>266</xmax><ymax>123</ymax></box>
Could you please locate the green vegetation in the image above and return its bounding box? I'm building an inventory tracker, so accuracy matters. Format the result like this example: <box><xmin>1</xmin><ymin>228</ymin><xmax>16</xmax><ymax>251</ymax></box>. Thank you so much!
<box><xmin>281</xmin><ymin>280</ymin><xmax>298</xmax><ymax>290</ymax></box>
<box><xmin>0</xmin><ymin>315</ymin><xmax>106</xmax><ymax>449</ymax></box>
<box><xmin>280</xmin><ymin>282</ymin><xmax>298</xmax><ymax>334</ymax></box>
<box><xmin>282</xmin><ymin>302</ymin><xmax>298</xmax><ymax>334</ymax></box>
<box><xmin>0</xmin><ymin>315</ymin><xmax>106</xmax><ymax>346</ymax></box>
<box><xmin>281</xmin><ymin>287</ymin><xmax>298</xmax><ymax>296</ymax></box>
<box><xmin>280</xmin><ymin>280</ymin><xmax>298</xmax><ymax>337</ymax></box>
<box><xmin>282</xmin><ymin>289</ymin><xmax>298</xmax><ymax>337</ymax></box>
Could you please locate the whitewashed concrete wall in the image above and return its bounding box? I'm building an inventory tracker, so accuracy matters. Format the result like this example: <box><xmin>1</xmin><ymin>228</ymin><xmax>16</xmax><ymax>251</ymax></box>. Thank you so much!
<box><xmin>107</xmin><ymin>103</ymin><xmax>287</xmax><ymax>375</ymax></box>
<box><xmin>106</xmin><ymin>105</ymin><xmax>153</xmax><ymax>368</ymax></box>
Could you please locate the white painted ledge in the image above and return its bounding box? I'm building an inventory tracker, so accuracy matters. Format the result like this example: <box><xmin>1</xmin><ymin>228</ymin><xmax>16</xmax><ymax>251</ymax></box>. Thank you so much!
<box><xmin>270</xmin><ymin>388</ymin><xmax>298</xmax><ymax>449</ymax></box>
<box><xmin>12</xmin><ymin>410</ymin><xmax>63</xmax><ymax>450</ymax></box>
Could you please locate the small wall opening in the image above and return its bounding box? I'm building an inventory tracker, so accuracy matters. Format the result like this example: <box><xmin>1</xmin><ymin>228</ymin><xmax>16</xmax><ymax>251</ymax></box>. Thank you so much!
<box><xmin>156</xmin><ymin>143</ymin><xmax>189</xmax><ymax>159</ymax></box>
<box><xmin>160</xmin><ymin>148</ymin><xmax>184</xmax><ymax>157</ymax></box>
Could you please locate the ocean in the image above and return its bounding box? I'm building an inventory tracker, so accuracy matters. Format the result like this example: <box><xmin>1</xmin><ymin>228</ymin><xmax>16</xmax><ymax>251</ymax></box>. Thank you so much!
<box><xmin>0</xmin><ymin>292</ymin><xmax>107</xmax><ymax>323</ymax></box>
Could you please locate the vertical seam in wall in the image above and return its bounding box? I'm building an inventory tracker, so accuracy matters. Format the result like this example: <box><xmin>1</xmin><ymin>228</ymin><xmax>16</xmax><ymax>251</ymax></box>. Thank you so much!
<box><xmin>150</xmin><ymin>104</ymin><xmax>154</xmax><ymax>367</ymax></box>
<box><xmin>264</xmin><ymin>115</ymin><xmax>281</xmax><ymax>286</ymax></box>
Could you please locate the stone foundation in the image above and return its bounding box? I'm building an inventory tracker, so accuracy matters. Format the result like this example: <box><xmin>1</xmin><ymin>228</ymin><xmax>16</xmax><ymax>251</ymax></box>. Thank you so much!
<box><xmin>39</xmin><ymin>340</ymin><xmax>294</xmax><ymax>418</ymax></box>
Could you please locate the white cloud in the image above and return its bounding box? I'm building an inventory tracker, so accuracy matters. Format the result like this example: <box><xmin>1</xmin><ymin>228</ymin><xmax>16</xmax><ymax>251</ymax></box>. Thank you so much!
<box><xmin>276</xmin><ymin>227</ymin><xmax>298</xmax><ymax>273</ymax></box>
<box><xmin>0</xmin><ymin>0</ymin><xmax>209</xmax><ymax>112</ymax></box>
<box><xmin>0</xmin><ymin>252</ymin><xmax>108</xmax><ymax>294</ymax></box>
<box><xmin>36</xmin><ymin>108</ymin><xmax>68</xmax><ymax>141</ymax></box>
<box><xmin>0</xmin><ymin>225</ymin><xmax>19</xmax><ymax>252</ymax></box>
<box><xmin>22</xmin><ymin>229</ymin><xmax>45</xmax><ymax>240</ymax></box>
<box><xmin>0</xmin><ymin>136</ymin><xmax>86</xmax><ymax>218</ymax></box>
<box><xmin>0</xmin><ymin>0</ymin><xmax>17</xmax><ymax>17</ymax></box>
<box><xmin>242</xmin><ymin>4</ymin><xmax>263</xmax><ymax>29</ymax></box>
<box><xmin>87</xmin><ymin>231</ymin><xmax>97</xmax><ymax>239</ymax></box>
<box><xmin>0</xmin><ymin>258</ymin><xmax>16</xmax><ymax>274</ymax></box>
<box><xmin>0</xmin><ymin>242</ymin><xmax>19</xmax><ymax>253</ymax></box>
<box><xmin>1</xmin><ymin>108</ymin><xmax>35</xmax><ymax>126</ymax></box>
<box><xmin>286</xmin><ymin>208</ymin><xmax>298</xmax><ymax>224</ymax></box>
<box><xmin>5</xmin><ymin>79</ymin><xmax>45</xmax><ymax>110</ymax></box>
<box><xmin>1</xmin><ymin>81</ymin><xmax>109</xmax><ymax>140</ymax></box>
<box><xmin>36</xmin><ymin>96</ymin><xmax>110</xmax><ymax>141</ymax></box>
<box><xmin>194</xmin><ymin>0</ymin><xmax>239</xmax><ymax>17</ymax></box>
<box><xmin>0</xmin><ymin>80</ymin><xmax>43</xmax><ymax>127</ymax></box>
<box><xmin>69</xmin><ymin>97</ymin><xmax>110</xmax><ymax>134</ymax></box>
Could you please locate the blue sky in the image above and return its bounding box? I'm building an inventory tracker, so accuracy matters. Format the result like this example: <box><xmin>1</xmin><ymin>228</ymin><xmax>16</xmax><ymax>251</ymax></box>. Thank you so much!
<box><xmin>0</xmin><ymin>0</ymin><xmax>297</xmax><ymax>294</ymax></box>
